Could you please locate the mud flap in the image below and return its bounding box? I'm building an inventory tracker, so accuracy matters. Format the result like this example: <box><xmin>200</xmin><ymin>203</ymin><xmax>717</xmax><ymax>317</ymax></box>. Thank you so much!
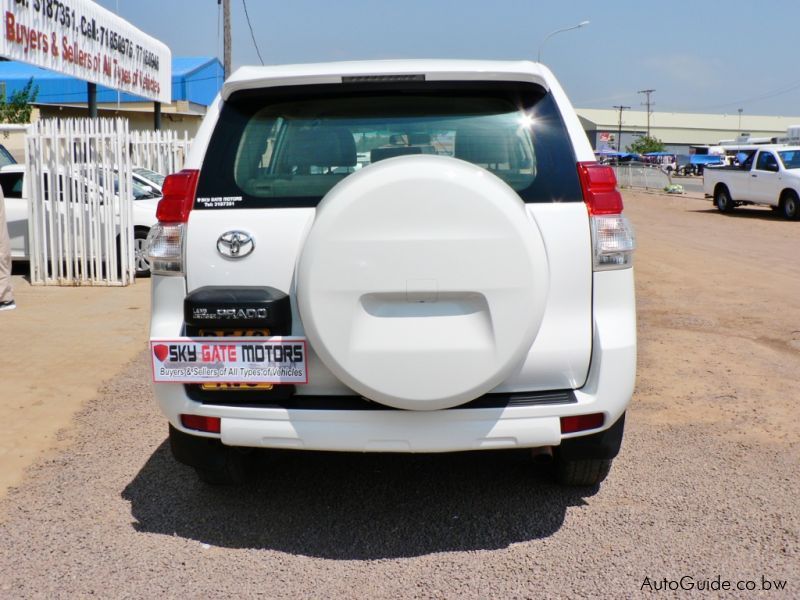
<box><xmin>558</xmin><ymin>412</ymin><xmax>625</xmax><ymax>461</ymax></box>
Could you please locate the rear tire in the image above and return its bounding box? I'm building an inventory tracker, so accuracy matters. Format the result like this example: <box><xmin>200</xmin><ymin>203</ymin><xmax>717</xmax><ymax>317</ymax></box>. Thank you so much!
<box><xmin>169</xmin><ymin>424</ymin><xmax>254</xmax><ymax>485</ymax></box>
<box><xmin>554</xmin><ymin>412</ymin><xmax>625</xmax><ymax>486</ymax></box>
<box><xmin>195</xmin><ymin>449</ymin><xmax>252</xmax><ymax>486</ymax></box>
<box><xmin>780</xmin><ymin>192</ymin><xmax>800</xmax><ymax>220</ymax></box>
<box><xmin>556</xmin><ymin>457</ymin><xmax>612</xmax><ymax>486</ymax></box>
<box><xmin>134</xmin><ymin>227</ymin><xmax>151</xmax><ymax>278</ymax></box>
<box><xmin>715</xmin><ymin>186</ymin><xmax>734</xmax><ymax>213</ymax></box>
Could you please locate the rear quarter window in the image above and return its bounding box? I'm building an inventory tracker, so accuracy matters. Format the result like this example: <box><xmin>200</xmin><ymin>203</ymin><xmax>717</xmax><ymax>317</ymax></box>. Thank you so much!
<box><xmin>197</xmin><ymin>81</ymin><xmax>582</xmax><ymax>209</ymax></box>
<box><xmin>0</xmin><ymin>172</ymin><xmax>24</xmax><ymax>198</ymax></box>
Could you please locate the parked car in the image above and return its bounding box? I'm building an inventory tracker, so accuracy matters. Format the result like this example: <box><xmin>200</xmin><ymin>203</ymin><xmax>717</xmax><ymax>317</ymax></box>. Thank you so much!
<box><xmin>0</xmin><ymin>143</ymin><xmax>17</xmax><ymax>167</ymax></box>
<box><xmin>147</xmin><ymin>59</ymin><xmax>637</xmax><ymax>486</ymax></box>
<box><xmin>686</xmin><ymin>154</ymin><xmax>724</xmax><ymax>176</ymax></box>
<box><xmin>133</xmin><ymin>166</ymin><xmax>165</xmax><ymax>193</ymax></box>
<box><xmin>703</xmin><ymin>145</ymin><xmax>800</xmax><ymax>219</ymax></box>
<box><xmin>0</xmin><ymin>164</ymin><xmax>162</xmax><ymax>276</ymax></box>
<box><xmin>642</xmin><ymin>151</ymin><xmax>677</xmax><ymax>174</ymax></box>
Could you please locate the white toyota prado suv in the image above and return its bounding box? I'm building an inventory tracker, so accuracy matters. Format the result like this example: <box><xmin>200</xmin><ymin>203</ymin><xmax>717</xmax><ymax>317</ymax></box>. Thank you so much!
<box><xmin>147</xmin><ymin>60</ymin><xmax>636</xmax><ymax>486</ymax></box>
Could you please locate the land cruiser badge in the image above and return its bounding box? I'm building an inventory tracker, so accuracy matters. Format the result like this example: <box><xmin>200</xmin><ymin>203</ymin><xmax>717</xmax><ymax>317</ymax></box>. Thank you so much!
<box><xmin>217</xmin><ymin>231</ymin><xmax>254</xmax><ymax>258</ymax></box>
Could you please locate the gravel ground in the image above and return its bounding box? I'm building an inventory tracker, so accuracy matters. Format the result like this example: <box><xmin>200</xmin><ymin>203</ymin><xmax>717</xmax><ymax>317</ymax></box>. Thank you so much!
<box><xmin>0</xmin><ymin>192</ymin><xmax>798</xmax><ymax>598</ymax></box>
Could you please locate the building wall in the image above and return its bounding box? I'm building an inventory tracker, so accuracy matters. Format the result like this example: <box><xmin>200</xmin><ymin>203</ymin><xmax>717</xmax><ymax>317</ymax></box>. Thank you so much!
<box><xmin>578</xmin><ymin>108</ymin><xmax>800</xmax><ymax>152</ymax></box>
<box><xmin>181</xmin><ymin>62</ymin><xmax>224</xmax><ymax>106</ymax></box>
<box><xmin>589</xmin><ymin>129</ymin><xmax>647</xmax><ymax>153</ymax></box>
<box><xmin>35</xmin><ymin>105</ymin><xmax>203</xmax><ymax>139</ymax></box>
<box><xmin>0</xmin><ymin>106</ymin><xmax>202</xmax><ymax>164</ymax></box>
<box><xmin>0</xmin><ymin>125</ymin><xmax>28</xmax><ymax>162</ymax></box>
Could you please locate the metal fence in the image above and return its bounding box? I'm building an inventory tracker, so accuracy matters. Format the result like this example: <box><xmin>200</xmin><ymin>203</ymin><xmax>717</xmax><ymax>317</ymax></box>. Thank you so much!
<box><xmin>25</xmin><ymin>118</ymin><xmax>134</xmax><ymax>286</ymax></box>
<box><xmin>130</xmin><ymin>129</ymin><xmax>190</xmax><ymax>175</ymax></box>
<box><xmin>612</xmin><ymin>163</ymin><xmax>672</xmax><ymax>190</ymax></box>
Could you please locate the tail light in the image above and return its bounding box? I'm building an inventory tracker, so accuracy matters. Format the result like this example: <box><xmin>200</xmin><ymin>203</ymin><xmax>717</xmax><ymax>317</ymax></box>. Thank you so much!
<box><xmin>577</xmin><ymin>162</ymin><xmax>635</xmax><ymax>271</ymax></box>
<box><xmin>180</xmin><ymin>414</ymin><xmax>221</xmax><ymax>434</ymax></box>
<box><xmin>560</xmin><ymin>412</ymin><xmax>605</xmax><ymax>434</ymax></box>
<box><xmin>156</xmin><ymin>169</ymin><xmax>199</xmax><ymax>222</ymax></box>
<box><xmin>146</xmin><ymin>169</ymin><xmax>199</xmax><ymax>275</ymax></box>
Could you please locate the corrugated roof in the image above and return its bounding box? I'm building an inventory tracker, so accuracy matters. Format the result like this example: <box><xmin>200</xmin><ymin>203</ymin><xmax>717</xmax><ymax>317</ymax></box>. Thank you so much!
<box><xmin>171</xmin><ymin>57</ymin><xmax>220</xmax><ymax>77</ymax></box>
<box><xmin>0</xmin><ymin>57</ymin><xmax>222</xmax><ymax>105</ymax></box>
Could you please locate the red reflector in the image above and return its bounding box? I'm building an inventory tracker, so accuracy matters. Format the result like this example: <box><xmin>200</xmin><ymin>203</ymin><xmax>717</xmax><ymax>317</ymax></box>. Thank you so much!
<box><xmin>577</xmin><ymin>162</ymin><xmax>624</xmax><ymax>215</ymax></box>
<box><xmin>156</xmin><ymin>169</ymin><xmax>200</xmax><ymax>223</ymax></box>
<box><xmin>180</xmin><ymin>414</ymin><xmax>221</xmax><ymax>434</ymax></box>
<box><xmin>560</xmin><ymin>413</ymin><xmax>605</xmax><ymax>434</ymax></box>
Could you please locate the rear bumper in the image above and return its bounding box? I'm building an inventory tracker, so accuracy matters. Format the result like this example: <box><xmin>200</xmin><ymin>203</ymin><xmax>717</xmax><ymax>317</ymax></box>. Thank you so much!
<box><xmin>224</xmin><ymin>405</ymin><xmax>561</xmax><ymax>452</ymax></box>
<box><xmin>150</xmin><ymin>268</ymin><xmax>636</xmax><ymax>453</ymax></box>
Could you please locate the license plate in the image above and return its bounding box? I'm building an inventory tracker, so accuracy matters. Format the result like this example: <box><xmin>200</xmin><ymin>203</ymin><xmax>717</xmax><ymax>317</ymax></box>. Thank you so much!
<box><xmin>200</xmin><ymin>382</ymin><xmax>274</xmax><ymax>391</ymax></box>
<box><xmin>199</xmin><ymin>330</ymin><xmax>274</xmax><ymax>390</ymax></box>
<box><xmin>199</xmin><ymin>329</ymin><xmax>271</xmax><ymax>337</ymax></box>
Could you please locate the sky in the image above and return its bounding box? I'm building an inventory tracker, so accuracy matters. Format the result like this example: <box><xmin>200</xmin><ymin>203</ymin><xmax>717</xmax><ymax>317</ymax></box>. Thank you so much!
<box><xmin>98</xmin><ymin>0</ymin><xmax>800</xmax><ymax>118</ymax></box>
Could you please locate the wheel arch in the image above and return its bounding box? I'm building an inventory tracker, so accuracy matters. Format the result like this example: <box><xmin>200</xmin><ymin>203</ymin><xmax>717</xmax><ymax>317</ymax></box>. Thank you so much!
<box><xmin>779</xmin><ymin>187</ymin><xmax>799</xmax><ymax>203</ymax></box>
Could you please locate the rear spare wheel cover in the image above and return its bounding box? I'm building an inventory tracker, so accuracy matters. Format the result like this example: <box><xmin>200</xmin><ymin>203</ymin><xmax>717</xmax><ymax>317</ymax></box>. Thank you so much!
<box><xmin>297</xmin><ymin>155</ymin><xmax>549</xmax><ymax>410</ymax></box>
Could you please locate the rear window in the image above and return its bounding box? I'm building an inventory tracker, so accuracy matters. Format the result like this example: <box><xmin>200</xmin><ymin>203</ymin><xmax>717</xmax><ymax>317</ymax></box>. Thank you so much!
<box><xmin>197</xmin><ymin>81</ymin><xmax>581</xmax><ymax>209</ymax></box>
<box><xmin>0</xmin><ymin>144</ymin><xmax>16</xmax><ymax>168</ymax></box>
<box><xmin>0</xmin><ymin>171</ymin><xmax>23</xmax><ymax>198</ymax></box>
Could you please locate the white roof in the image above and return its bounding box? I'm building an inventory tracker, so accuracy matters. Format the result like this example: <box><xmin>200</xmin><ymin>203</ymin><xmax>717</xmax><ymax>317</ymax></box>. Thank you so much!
<box><xmin>754</xmin><ymin>145</ymin><xmax>800</xmax><ymax>151</ymax></box>
<box><xmin>223</xmin><ymin>60</ymin><xmax>550</xmax><ymax>99</ymax></box>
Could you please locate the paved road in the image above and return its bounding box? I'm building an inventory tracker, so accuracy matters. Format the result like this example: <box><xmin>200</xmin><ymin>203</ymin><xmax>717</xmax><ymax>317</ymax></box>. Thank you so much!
<box><xmin>0</xmin><ymin>192</ymin><xmax>797</xmax><ymax>598</ymax></box>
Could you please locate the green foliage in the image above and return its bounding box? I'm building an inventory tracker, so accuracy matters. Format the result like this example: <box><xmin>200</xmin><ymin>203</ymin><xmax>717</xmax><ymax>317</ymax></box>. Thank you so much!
<box><xmin>0</xmin><ymin>77</ymin><xmax>39</xmax><ymax>124</ymax></box>
<box><xmin>627</xmin><ymin>135</ymin><xmax>665</xmax><ymax>155</ymax></box>
<box><xmin>664</xmin><ymin>184</ymin><xmax>684</xmax><ymax>194</ymax></box>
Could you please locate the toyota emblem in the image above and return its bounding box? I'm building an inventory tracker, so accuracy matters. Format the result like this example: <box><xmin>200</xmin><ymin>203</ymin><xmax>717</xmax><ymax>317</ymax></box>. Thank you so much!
<box><xmin>217</xmin><ymin>231</ymin><xmax>255</xmax><ymax>258</ymax></box>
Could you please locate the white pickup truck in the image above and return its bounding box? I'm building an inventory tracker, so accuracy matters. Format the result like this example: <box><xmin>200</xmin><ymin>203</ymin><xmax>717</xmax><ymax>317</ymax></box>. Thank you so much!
<box><xmin>703</xmin><ymin>146</ymin><xmax>800</xmax><ymax>219</ymax></box>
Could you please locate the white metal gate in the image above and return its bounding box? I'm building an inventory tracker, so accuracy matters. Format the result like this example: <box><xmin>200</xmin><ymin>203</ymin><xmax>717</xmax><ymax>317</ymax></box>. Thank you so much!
<box><xmin>612</xmin><ymin>163</ymin><xmax>672</xmax><ymax>190</ymax></box>
<box><xmin>25</xmin><ymin>118</ymin><xmax>134</xmax><ymax>286</ymax></box>
<box><xmin>130</xmin><ymin>129</ymin><xmax>190</xmax><ymax>175</ymax></box>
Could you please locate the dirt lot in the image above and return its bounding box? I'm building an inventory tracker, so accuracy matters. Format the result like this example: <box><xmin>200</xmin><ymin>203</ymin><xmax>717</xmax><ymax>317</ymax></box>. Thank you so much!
<box><xmin>0</xmin><ymin>191</ymin><xmax>797</xmax><ymax>598</ymax></box>
<box><xmin>0</xmin><ymin>277</ymin><xmax>150</xmax><ymax>496</ymax></box>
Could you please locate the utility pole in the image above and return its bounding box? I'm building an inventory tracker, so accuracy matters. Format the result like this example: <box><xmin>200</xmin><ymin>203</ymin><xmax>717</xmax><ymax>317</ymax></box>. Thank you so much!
<box><xmin>613</xmin><ymin>105</ymin><xmax>630</xmax><ymax>152</ymax></box>
<box><xmin>638</xmin><ymin>89</ymin><xmax>655</xmax><ymax>138</ymax></box>
<box><xmin>738</xmin><ymin>108</ymin><xmax>743</xmax><ymax>133</ymax></box>
<box><xmin>219</xmin><ymin>0</ymin><xmax>231</xmax><ymax>79</ymax></box>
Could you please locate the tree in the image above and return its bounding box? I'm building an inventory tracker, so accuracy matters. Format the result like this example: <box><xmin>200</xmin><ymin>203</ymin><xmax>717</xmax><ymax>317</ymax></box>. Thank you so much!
<box><xmin>0</xmin><ymin>77</ymin><xmax>39</xmax><ymax>124</ymax></box>
<box><xmin>627</xmin><ymin>135</ymin><xmax>665</xmax><ymax>155</ymax></box>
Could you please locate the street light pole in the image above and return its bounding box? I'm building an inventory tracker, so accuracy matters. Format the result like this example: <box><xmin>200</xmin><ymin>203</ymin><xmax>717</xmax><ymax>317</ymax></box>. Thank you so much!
<box><xmin>537</xmin><ymin>21</ymin><xmax>590</xmax><ymax>63</ymax></box>
<box><xmin>638</xmin><ymin>89</ymin><xmax>655</xmax><ymax>138</ymax></box>
<box><xmin>218</xmin><ymin>0</ymin><xmax>231</xmax><ymax>79</ymax></box>
<box><xmin>738</xmin><ymin>108</ymin><xmax>743</xmax><ymax>133</ymax></box>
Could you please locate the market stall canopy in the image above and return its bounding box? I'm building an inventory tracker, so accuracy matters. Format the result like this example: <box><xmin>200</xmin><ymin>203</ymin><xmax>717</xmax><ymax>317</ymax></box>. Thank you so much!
<box><xmin>595</xmin><ymin>149</ymin><xmax>640</xmax><ymax>161</ymax></box>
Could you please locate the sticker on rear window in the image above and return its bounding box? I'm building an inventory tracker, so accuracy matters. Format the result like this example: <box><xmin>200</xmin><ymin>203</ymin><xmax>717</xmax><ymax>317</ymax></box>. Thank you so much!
<box><xmin>150</xmin><ymin>337</ymin><xmax>308</xmax><ymax>384</ymax></box>
<box><xmin>196</xmin><ymin>196</ymin><xmax>243</xmax><ymax>208</ymax></box>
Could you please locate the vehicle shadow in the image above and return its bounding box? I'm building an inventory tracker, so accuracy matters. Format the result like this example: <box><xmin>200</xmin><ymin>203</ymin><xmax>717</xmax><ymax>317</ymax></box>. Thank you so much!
<box><xmin>122</xmin><ymin>440</ymin><xmax>599</xmax><ymax>560</ymax></box>
<box><xmin>692</xmin><ymin>207</ymin><xmax>786</xmax><ymax>221</ymax></box>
